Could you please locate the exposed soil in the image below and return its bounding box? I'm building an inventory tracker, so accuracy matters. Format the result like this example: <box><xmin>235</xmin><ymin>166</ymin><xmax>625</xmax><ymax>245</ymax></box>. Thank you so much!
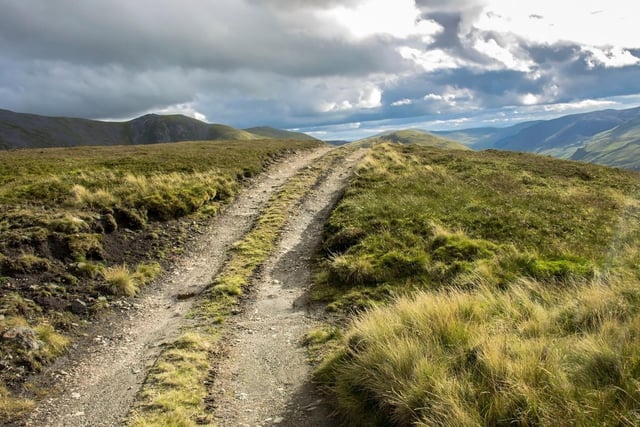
<box><xmin>19</xmin><ymin>146</ymin><xmax>334</xmax><ymax>427</ymax></box>
<box><xmin>209</xmin><ymin>149</ymin><xmax>366</xmax><ymax>426</ymax></box>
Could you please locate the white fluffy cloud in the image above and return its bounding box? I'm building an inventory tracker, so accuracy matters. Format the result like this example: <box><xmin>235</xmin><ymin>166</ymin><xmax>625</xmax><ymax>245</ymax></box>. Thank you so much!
<box><xmin>475</xmin><ymin>0</ymin><xmax>640</xmax><ymax>48</ymax></box>
<box><xmin>320</xmin><ymin>0</ymin><xmax>442</xmax><ymax>41</ymax></box>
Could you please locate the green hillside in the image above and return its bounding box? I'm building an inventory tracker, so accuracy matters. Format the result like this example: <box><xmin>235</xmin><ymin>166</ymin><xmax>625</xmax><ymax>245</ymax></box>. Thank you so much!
<box><xmin>352</xmin><ymin>129</ymin><xmax>470</xmax><ymax>150</ymax></box>
<box><xmin>207</xmin><ymin>124</ymin><xmax>261</xmax><ymax>140</ymax></box>
<box><xmin>571</xmin><ymin>117</ymin><xmax>640</xmax><ymax>170</ymax></box>
<box><xmin>312</xmin><ymin>143</ymin><xmax>640</xmax><ymax>426</ymax></box>
<box><xmin>435</xmin><ymin>106</ymin><xmax>640</xmax><ymax>170</ymax></box>
<box><xmin>244</xmin><ymin>126</ymin><xmax>320</xmax><ymax>141</ymax></box>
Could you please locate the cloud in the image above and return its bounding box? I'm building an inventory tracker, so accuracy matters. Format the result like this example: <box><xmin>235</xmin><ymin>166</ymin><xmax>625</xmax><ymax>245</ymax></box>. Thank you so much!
<box><xmin>0</xmin><ymin>0</ymin><xmax>639</xmax><ymax>139</ymax></box>
<box><xmin>582</xmin><ymin>46</ymin><xmax>640</xmax><ymax>68</ymax></box>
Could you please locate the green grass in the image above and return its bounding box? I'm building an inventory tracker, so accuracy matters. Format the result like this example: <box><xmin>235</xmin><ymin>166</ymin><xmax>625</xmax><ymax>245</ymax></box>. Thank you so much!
<box><xmin>0</xmin><ymin>138</ymin><xmax>321</xmax><ymax>421</ymax></box>
<box><xmin>312</xmin><ymin>143</ymin><xmax>640</xmax><ymax>425</ymax></box>
<box><xmin>351</xmin><ymin>129</ymin><xmax>470</xmax><ymax>150</ymax></box>
<box><xmin>128</xmin><ymin>147</ymin><xmax>351</xmax><ymax>426</ymax></box>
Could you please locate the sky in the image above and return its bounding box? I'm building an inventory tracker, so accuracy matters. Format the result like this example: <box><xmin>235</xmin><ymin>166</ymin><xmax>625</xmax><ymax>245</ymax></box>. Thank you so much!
<box><xmin>1</xmin><ymin>0</ymin><xmax>640</xmax><ymax>140</ymax></box>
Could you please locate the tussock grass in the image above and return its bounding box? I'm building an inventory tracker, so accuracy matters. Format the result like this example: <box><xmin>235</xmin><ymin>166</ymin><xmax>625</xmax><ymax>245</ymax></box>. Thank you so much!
<box><xmin>319</xmin><ymin>278</ymin><xmax>640</xmax><ymax>426</ymax></box>
<box><xmin>313</xmin><ymin>144</ymin><xmax>640</xmax><ymax>425</ymax></box>
<box><xmin>35</xmin><ymin>323</ymin><xmax>70</xmax><ymax>358</ymax></box>
<box><xmin>102</xmin><ymin>262</ymin><xmax>162</xmax><ymax>296</ymax></box>
<box><xmin>103</xmin><ymin>265</ymin><xmax>138</xmax><ymax>296</ymax></box>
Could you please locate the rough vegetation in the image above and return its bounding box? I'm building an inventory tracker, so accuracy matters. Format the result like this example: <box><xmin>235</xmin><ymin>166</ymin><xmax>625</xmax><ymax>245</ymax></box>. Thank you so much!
<box><xmin>312</xmin><ymin>143</ymin><xmax>640</xmax><ymax>426</ymax></box>
<box><xmin>0</xmin><ymin>138</ymin><xmax>321</xmax><ymax>423</ymax></box>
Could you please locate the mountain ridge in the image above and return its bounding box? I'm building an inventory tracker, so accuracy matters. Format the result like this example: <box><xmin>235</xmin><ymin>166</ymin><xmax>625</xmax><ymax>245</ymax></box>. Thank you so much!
<box><xmin>432</xmin><ymin>106</ymin><xmax>640</xmax><ymax>170</ymax></box>
<box><xmin>0</xmin><ymin>109</ymin><xmax>320</xmax><ymax>149</ymax></box>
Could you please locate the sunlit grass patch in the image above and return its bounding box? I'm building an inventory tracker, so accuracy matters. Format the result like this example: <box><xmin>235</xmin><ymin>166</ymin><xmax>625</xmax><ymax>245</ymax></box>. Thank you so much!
<box><xmin>103</xmin><ymin>265</ymin><xmax>138</xmax><ymax>296</ymax></box>
<box><xmin>318</xmin><ymin>278</ymin><xmax>640</xmax><ymax>426</ymax></box>
<box><xmin>130</xmin><ymin>332</ymin><xmax>215</xmax><ymax>427</ymax></box>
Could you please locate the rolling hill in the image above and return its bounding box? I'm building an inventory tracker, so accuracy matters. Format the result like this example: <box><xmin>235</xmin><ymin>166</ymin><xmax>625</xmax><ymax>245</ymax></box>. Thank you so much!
<box><xmin>352</xmin><ymin>129</ymin><xmax>470</xmax><ymax>150</ymax></box>
<box><xmin>0</xmin><ymin>109</ymin><xmax>319</xmax><ymax>149</ymax></box>
<box><xmin>243</xmin><ymin>126</ymin><xmax>318</xmax><ymax>141</ymax></box>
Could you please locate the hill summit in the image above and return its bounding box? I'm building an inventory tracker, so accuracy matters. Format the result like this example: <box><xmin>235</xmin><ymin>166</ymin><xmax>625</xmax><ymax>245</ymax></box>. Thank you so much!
<box><xmin>352</xmin><ymin>129</ymin><xmax>469</xmax><ymax>150</ymax></box>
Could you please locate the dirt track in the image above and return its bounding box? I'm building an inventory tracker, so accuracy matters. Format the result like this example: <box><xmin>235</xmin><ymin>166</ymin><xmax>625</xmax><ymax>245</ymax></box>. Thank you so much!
<box><xmin>23</xmin><ymin>146</ymin><xmax>335</xmax><ymax>427</ymax></box>
<box><xmin>209</xmin><ymin>149</ymin><xmax>365</xmax><ymax>426</ymax></box>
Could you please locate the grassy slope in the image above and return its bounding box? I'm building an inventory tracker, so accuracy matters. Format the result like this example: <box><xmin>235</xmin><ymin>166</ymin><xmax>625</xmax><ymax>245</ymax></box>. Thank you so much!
<box><xmin>0</xmin><ymin>139</ymin><xmax>322</xmax><ymax>423</ymax></box>
<box><xmin>572</xmin><ymin>117</ymin><xmax>640</xmax><ymax>171</ymax></box>
<box><xmin>351</xmin><ymin>129</ymin><xmax>469</xmax><ymax>150</ymax></box>
<box><xmin>312</xmin><ymin>143</ymin><xmax>640</xmax><ymax>426</ymax></box>
<box><xmin>244</xmin><ymin>126</ymin><xmax>321</xmax><ymax>141</ymax></box>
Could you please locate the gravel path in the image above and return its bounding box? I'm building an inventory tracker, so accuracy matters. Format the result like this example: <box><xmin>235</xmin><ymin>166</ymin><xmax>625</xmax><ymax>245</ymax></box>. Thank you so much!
<box><xmin>23</xmin><ymin>146</ymin><xmax>332</xmax><ymax>427</ymax></box>
<box><xmin>209</xmin><ymin>149</ymin><xmax>366</xmax><ymax>427</ymax></box>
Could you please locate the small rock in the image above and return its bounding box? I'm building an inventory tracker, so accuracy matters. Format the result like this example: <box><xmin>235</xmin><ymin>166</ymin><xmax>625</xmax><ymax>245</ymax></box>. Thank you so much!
<box><xmin>273</xmin><ymin>417</ymin><xmax>284</xmax><ymax>424</ymax></box>
<box><xmin>70</xmin><ymin>299</ymin><xmax>87</xmax><ymax>314</ymax></box>
<box><xmin>71</xmin><ymin>392</ymin><xmax>81</xmax><ymax>399</ymax></box>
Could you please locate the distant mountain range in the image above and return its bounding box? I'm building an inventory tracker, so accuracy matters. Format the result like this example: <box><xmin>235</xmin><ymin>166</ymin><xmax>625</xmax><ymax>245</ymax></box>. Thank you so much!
<box><xmin>0</xmin><ymin>109</ymin><xmax>319</xmax><ymax>149</ymax></box>
<box><xmin>434</xmin><ymin>106</ymin><xmax>640</xmax><ymax>170</ymax></box>
<box><xmin>352</xmin><ymin>129</ymin><xmax>469</xmax><ymax>150</ymax></box>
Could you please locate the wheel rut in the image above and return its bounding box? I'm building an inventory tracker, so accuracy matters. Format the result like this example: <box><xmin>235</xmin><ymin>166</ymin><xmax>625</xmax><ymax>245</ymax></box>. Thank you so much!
<box><xmin>209</xmin><ymin>149</ymin><xmax>366</xmax><ymax>426</ymax></box>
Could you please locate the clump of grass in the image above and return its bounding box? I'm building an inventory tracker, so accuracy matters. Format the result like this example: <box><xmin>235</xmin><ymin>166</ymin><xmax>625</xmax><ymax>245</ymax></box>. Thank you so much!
<box><xmin>74</xmin><ymin>260</ymin><xmax>104</xmax><ymax>278</ymax></box>
<box><xmin>133</xmin><ymin>262</ymin><xmax>162</xmax><ymax>286</ymax></box>
<box><xmin>67</xmin><ymin>233</ymin><xmax>104</xmax><ymax>260</ymax></box>
<box><xmin>0</xmin><ymin>384</ymin><xmax>34</xmax><ymax>423</ymax></box>
<box><xmin>35</xmin><ymin>323</ymin><xmax>70</xmax><ymax>358</ymax></box>
<box><xmin>103</xmin><ymin>265</ymin><xmax>138</xmax><ymax>296</ymax></box>
<box><xmin>304</xmin><ymin>326</ymin><xmax>341</xmax><ymax>346</ymax></box>
<box><xmin>102</xmin><ymin>262</ymin><xmax>162</xmax><ymax>296</ymax></box>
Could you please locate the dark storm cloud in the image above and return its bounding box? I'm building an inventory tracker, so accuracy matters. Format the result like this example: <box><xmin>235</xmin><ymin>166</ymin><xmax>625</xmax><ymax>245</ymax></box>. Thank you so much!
<box><xmin>0</xmin><ymin>0</ymin><xmax>402</xmax><ymax>77</ymax></box>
